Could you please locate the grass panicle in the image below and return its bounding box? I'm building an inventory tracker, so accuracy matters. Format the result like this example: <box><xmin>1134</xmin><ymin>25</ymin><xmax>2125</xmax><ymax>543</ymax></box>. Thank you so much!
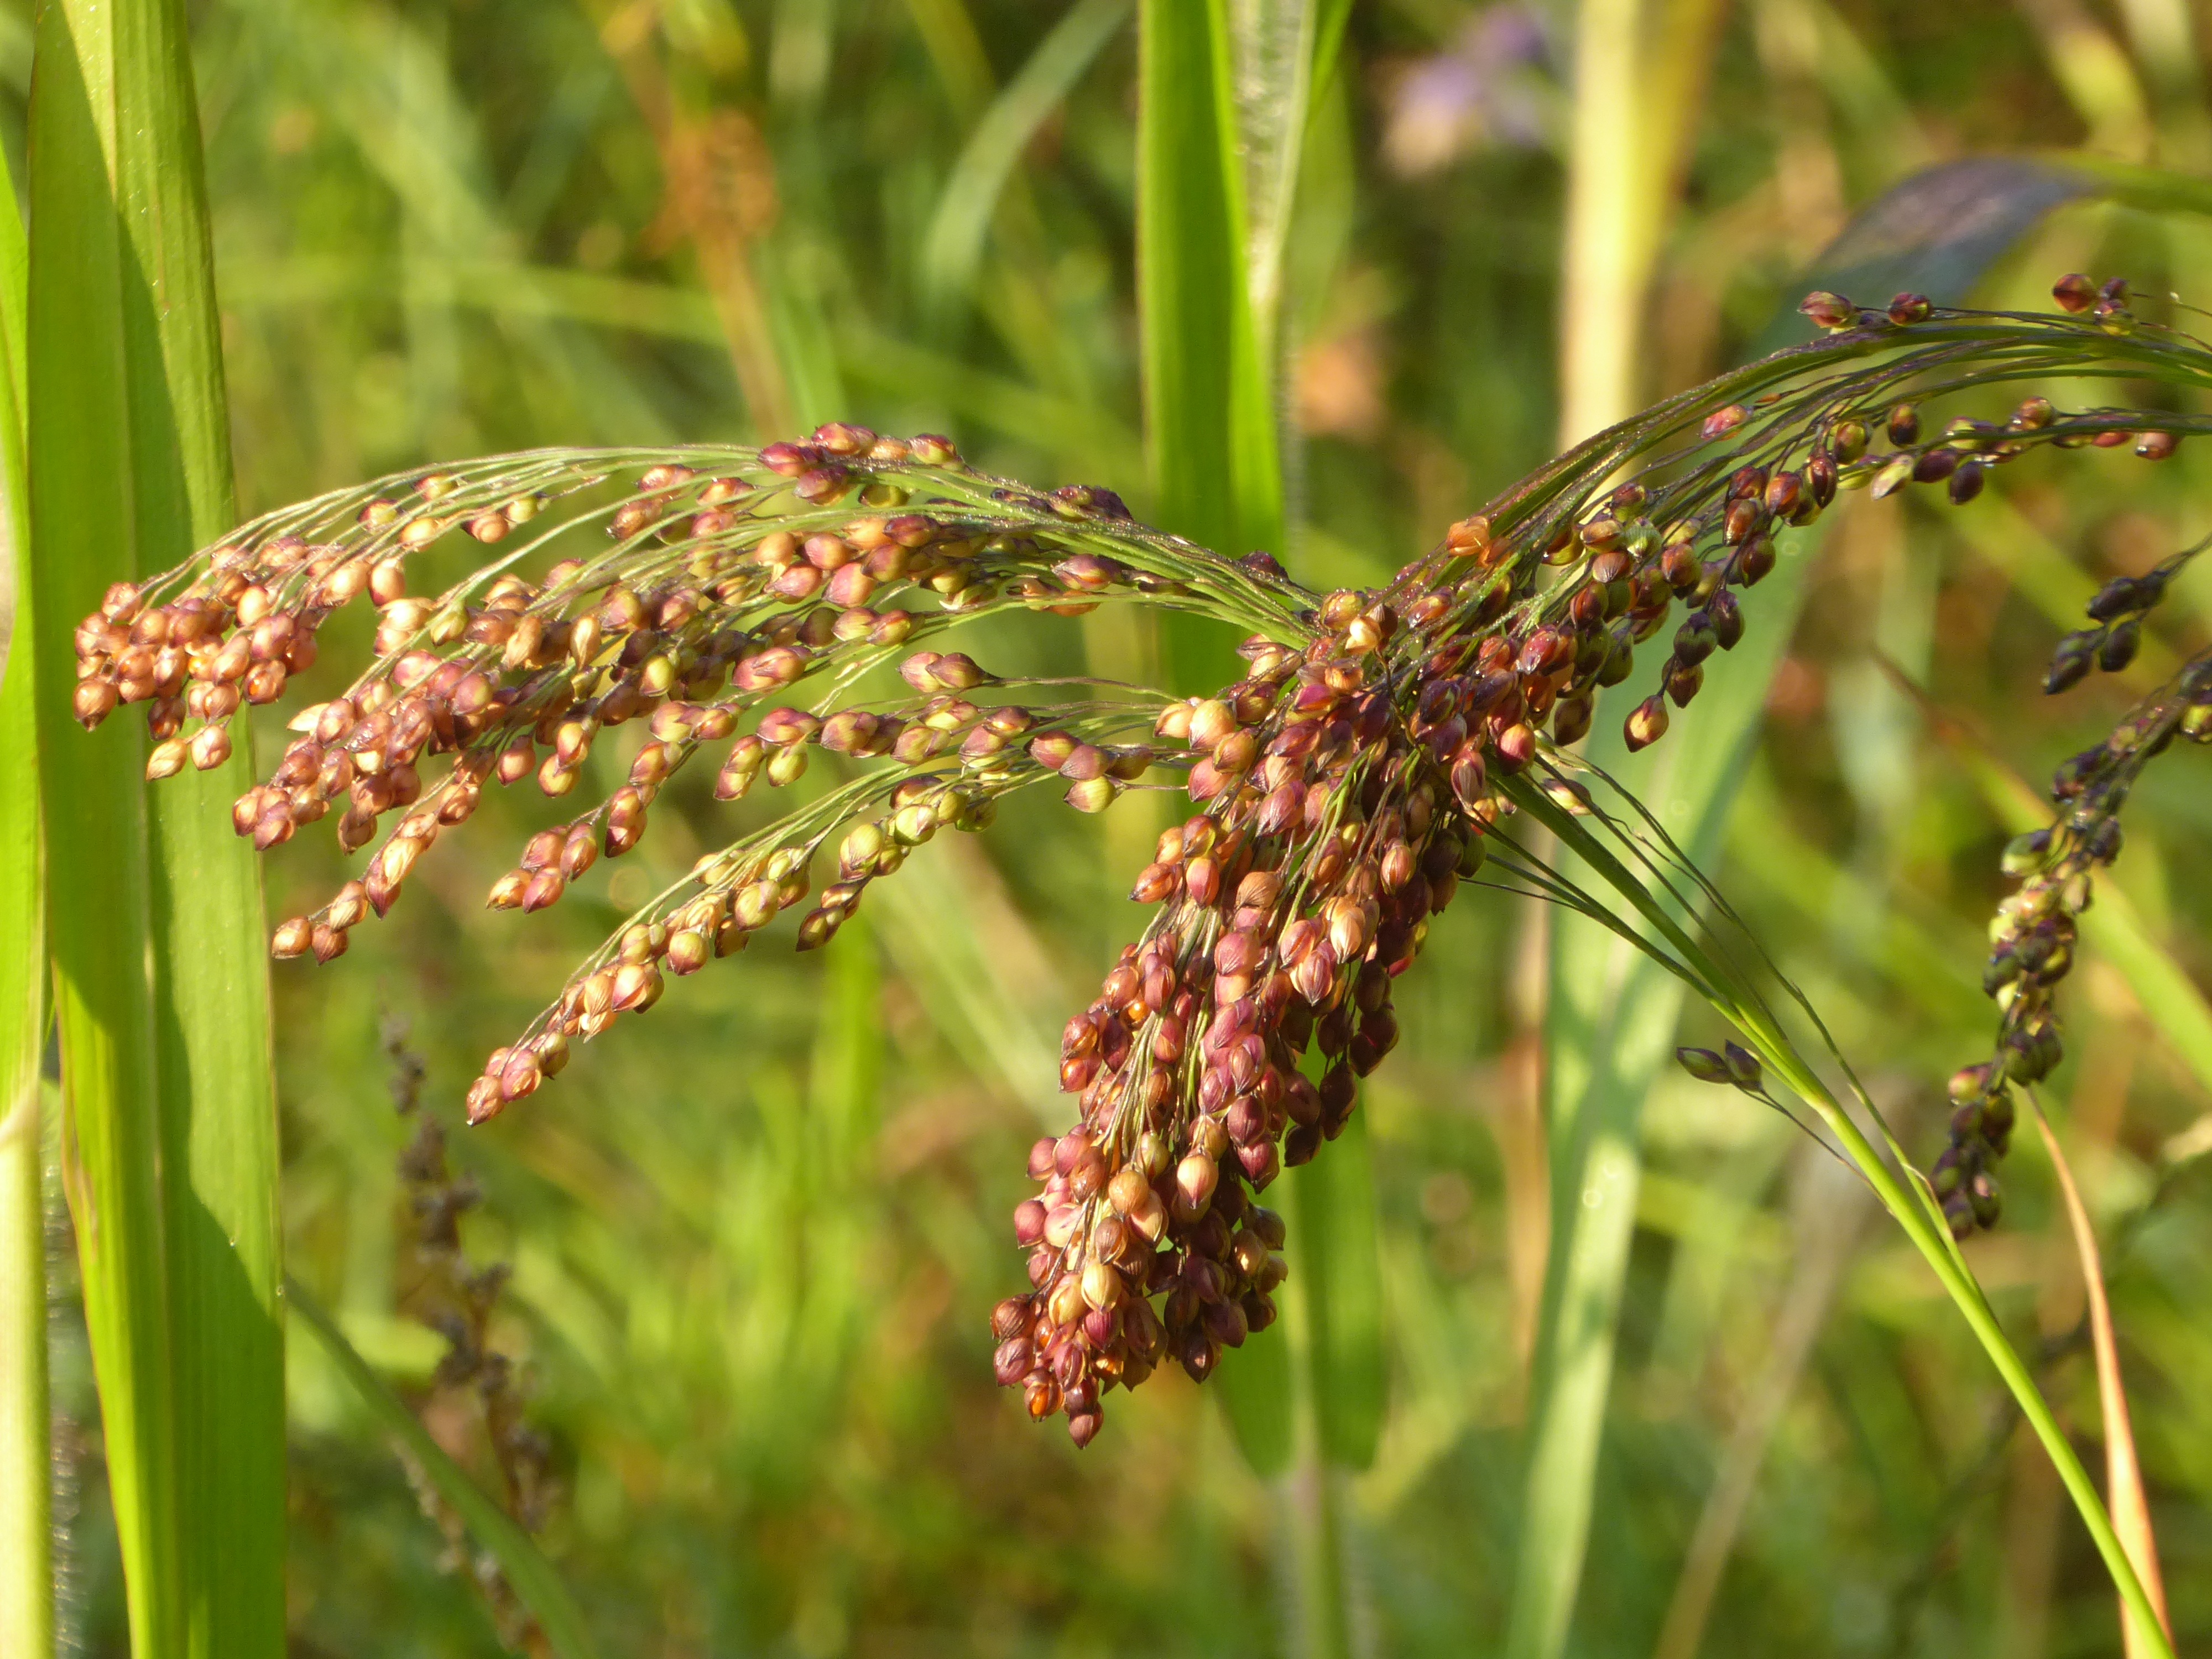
<box><xmin>67</xmin><ymin>277</ymin><xmax>2212</xmax><ymax>1513</ymax></box>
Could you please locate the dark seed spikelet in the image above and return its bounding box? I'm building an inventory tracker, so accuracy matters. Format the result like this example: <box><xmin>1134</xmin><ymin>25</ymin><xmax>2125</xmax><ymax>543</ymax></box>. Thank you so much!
<box><xmin>84</xmin><ymin>288</ymin><xmax>2212</xmax><ymax>1438</ymax></box>
<box><xmin>383</xmin><ymin>1019</ymin><xmax>555</xmax><ymax>1655</ymax></box>
<box><xmin>1932</xmin><ymin>551</ymin><xmax>2212</xmax><ymax>1238</ymax></box>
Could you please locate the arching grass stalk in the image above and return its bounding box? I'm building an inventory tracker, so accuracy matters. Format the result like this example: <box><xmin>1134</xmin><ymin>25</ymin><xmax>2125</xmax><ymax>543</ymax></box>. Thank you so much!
<box><xmin>1494</xmin><ymin>768</ymin><xmax>2174</xmax><ymax>1656</ymax></box>
<box><xmin>64</xmin><ymin>280</ymin><xmax>2212</xmax><ymax>1466</ymax></box>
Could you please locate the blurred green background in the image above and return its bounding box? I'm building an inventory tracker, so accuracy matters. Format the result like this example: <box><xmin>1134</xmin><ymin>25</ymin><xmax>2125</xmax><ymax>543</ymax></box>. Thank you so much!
<box><xmin>13</xmin><ymin>0</ymin><xmax>2212</xmax><ymax>1652</ymax></box>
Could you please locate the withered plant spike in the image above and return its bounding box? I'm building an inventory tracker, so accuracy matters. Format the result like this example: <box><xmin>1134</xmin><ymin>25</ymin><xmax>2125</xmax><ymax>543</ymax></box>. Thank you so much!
<box><xmin>77</xmin><ymin>286</ymin><xmax>2212</xmax><ymax>1442</ymax></box>
<box><xmin>384</xmin><ymin>1019</ymin><xmax>557</xmax><ymax>1654</ymax></box>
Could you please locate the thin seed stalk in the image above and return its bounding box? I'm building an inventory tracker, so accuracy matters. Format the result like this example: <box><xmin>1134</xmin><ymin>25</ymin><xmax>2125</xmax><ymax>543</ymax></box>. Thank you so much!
<box><xmin>1741</xmin><ymin>1029</ymin><xmax>2174</xmax><ymax>1658</ymax></box>
<box><xmin>1512</xmin><ymin>769</ymin><xmax>2172</xmax><ymax>1652</ymax></box>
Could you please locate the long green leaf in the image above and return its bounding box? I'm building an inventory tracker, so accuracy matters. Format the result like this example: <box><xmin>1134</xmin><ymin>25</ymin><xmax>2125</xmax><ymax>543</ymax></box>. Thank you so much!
<box><xmin>29</xmin><ymin>13</ymin><xmax>182</xmax><ymax>1650</ymax></box>
<box><xmin>1507</xmin><ymin>536</ymin><xmax>1814</xmax><ymax>1659</ymax></box>
<box><xmin>289</xmin><ymin>1284</ymin><xmax>604</xmax><ymax>1659</ymax></box>
<box><xmin>1505</xmin><ymin>2</ymin><xmax>1735</xmax><ymax>1641</ymax></box>
<box><xmin>29</xmin><ymin>4</ymin><xmax>286</xmax><ymax>1654</ymax></box>
<box><xmin>0</xmin><ymin>128</ymin><xmax>46</xmax><ymax>1659</ymax></box>
<box><xmin>1137</xmin><ymin>0</ymin><xmax>1281</xmax><ymax>582</ymax></box>
<box><xmin>1137</xmin><ymin>0</ymin><xmax>1382</xmax><ymax>1502</ymax></box>
<box><xmin>1138</xmin><ymin>0</ymin><xmax>1286</xmax><ymax>1472</ymax></box>
<box><xmin>1135</xmin><ymin>15</ymin><xmax>1371</xmax><ymax>1653</ymax></box>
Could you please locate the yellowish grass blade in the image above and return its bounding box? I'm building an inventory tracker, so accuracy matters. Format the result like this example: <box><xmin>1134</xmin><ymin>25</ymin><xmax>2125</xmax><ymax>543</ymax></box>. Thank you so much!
<box><xmin>2028</xmin><ymin>1097</ymin><xmax>2172</xmax><ymax>1657</ymax></box>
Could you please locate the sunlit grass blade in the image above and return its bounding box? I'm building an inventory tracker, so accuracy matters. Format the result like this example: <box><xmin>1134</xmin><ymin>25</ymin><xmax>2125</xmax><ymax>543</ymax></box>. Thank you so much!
<box><xmin>1508</xmin><ymin>2</ymin><xmax>1731</xmax><ymax>1642</ymax></box>
<box><xmin>29</xmin><ymin>3</ymin><xmax>285</xmax><ymax>1653</ymax></box>
<box><xmin>919</xmin><ymin>0</ymin><xmax>1131</xmax><ymax>312</ymax></box>
<box><xmin>2028</xmin><ymin>1095</ymin><xmax>2172</xmax><ymax>1656</ymax></box>
<box><xmin>1228</xmin><ymin>0</ymin><xmax>1321</xmax><ymax>349</ymax></box>
<box><xmin>0</xmin><ymin>125</ymin><xmax>46</xmax><ymax>1659</ymax></box>
<box><xmin>29</xmin><ymin>11</ymin><xmax>184</xmax><ymax>1650</ymax></box>
<box><xmin>1138</xmin><ymin>0</ymin><xmax>1281</xmax><ymax>703</ymax></box>
<box><xmin>289</xmin><ymin>1283</ymin><xmax>604</xmax><ymax>1659</ymax></box>
<box><xmin>1136</xmin><ymin>15</ymin><xmax>1372</xmax><ymax>1648</ymax></box>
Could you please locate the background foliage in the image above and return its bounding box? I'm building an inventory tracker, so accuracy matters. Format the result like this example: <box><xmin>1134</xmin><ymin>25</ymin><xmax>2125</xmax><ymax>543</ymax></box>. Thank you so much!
<box><xmin>8</xmin><ymin>0</ymin><xmax>2212</xmax><ymax>1653</ymax></box>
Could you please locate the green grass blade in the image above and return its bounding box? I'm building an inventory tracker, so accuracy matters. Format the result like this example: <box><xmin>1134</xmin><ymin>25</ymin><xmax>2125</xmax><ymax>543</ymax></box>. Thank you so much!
<box><xmin>1137</xmin><ymin>0</ymin><xmax>1376</xmax><ymax>1515</ymax></box>
<box><xmin>126</xmin><ymin>13</ymin><xmax>289</xmax><ymax>1652</ymax></box>
<box><xmin>919</xmin><ymin>0</ymin><xmax>1131</xmax><ymax>310</ymax></box>
<box><xmin>1293</xmin><ymin>1111</ymin><xmax>1384</xmax><ymax>1468</ymax></box>
<box><xmin>1509</xmin><ymin>0</ymin><xmax>1735</xmax><ymax>1637</ymax></box>
<box><xmin>29</xmin><ymin>4</ymin><xmax>285</xmax><ymax>1653</ymax></box>
<box><xmin>1137</xmin><ymin>0</ymin><xmax>1281</xmax><ymax>573</ymax></box>
<box><xmin>289</xmin><ymin>1284</ymin><xmax>604</xmax><ymax>1659</ymax></box>
<box><xmin>28</xmin><ymin>11</ymin><xmax>182</xmax><ymax>1650</ymax></box>
<box><xmin>1135</xmin><ymin>31</ymin><xmax>1375</xmax><ymax>1651</ymax></box>
<box><xmin>1229</xmin><ymin>0</ymin><xmax>1320</xmax><ymax>349</ymax></box>
<box><xmin>0</xmin><ymin>1074</ymin><xmax>47</xmax><ymax>1659</ymax></box>
<box><xmin>1506</xmin><ymin>541</ymin><xmax>1813</xmax><ymax>1659</ymax></box>
<box><xmin>0</xmin><ymin>131</ymin><xmax>46</xmax><ymax>1659</ymax></box>
<box><xmin>1138</xmin><ymin>0</ymin><xmax>1288</xmax><ymax>1473</ymax></box>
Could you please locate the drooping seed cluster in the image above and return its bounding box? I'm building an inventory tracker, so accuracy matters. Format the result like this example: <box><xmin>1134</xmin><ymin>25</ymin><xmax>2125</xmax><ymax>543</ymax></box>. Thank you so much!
<box><xmin>991</xmin><ymin>606</ymin><xmax>1489</xmax><ymax>1441</ymax></box>
<box><xmin>988</xmin><ymin>273</ymin><xmax>2212</xmax><ymax>1438</ymax></box>
<box><xmin>1937</xmin><ymin>567</ymin><xmax>2212</xmax><ymax>1237</ymax></box>
<box><xmin>80</xmin><ymin>278</ymin><xmax>2212</xmax><ymax>1441</ymax></box>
